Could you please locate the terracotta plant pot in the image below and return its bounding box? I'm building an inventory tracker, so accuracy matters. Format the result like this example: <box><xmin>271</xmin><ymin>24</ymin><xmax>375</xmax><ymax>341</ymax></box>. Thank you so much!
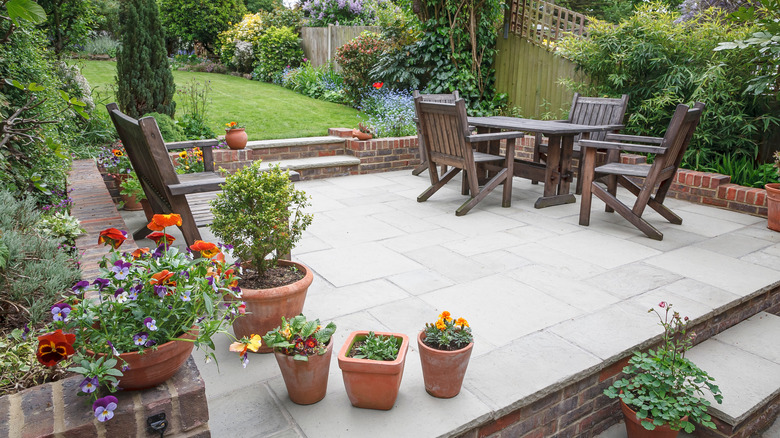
<box><xmin>120</xmin><ymin>193</ymin><xmax>144</xmax><ymax>211</ymax></box>
<box><xmin>417</xmin><ymin>331</ymin><xmax>473</xmax><ymax>398</ymax></box>
<box><xmin>273</xmin><ymin>341</ymin><xmax>333</xmax><ymax>405</ymax></box>
<box><xmin>337</xmin><ymin>331</ymin><xmax>409</xmax><ymax>410</ymax></box>
<box><xmin>351</xmin><ymin>129</ymin><xmax>372</xmax><ymax>141</ymax></box>
<box><xmin>231</xmin><ymin>260</ymin><xmax>312</xmax><ymax>353</ymax></box>
<box><xmin>766</xmin><ymin>183</ymin><xmax>780</xmax><ymax>232</ymax></box>
<box><xmin>620</xmin><ymin>398</ymin><xmax>687</xmax><ymax>438</ymax></box>
<box><xmin>90</xmin><ymin>330</ymin><xmax>196</xmax><ymax>390</ymax></box>
<box><xmin>225</xmin><ymin>128</ymin><xmax>248</xmax><ymax>150</ymax></box>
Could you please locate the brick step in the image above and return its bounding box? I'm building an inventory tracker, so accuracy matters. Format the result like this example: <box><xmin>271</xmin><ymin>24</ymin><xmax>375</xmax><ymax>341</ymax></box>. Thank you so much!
<box><xmin>259</xmin><ymin>155</ymin><xmax>361</xmax><ymax>180</ymax></box>
<box><xmin>246</xmin><ymin>135</ymin><xmax>347</xmax><ymax>161</ymax></box>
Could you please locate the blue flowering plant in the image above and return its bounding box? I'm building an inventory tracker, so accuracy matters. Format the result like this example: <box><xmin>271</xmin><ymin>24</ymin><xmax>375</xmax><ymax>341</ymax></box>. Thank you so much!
<box><xmin>357</xmin><ymin>85</ymin><xmax>416</xmax><ymax>138</ymax></box>
<box><xmin>41</xmin><ymin>213</ymin><xmax>245</xmax><ymax>422</ymax></box>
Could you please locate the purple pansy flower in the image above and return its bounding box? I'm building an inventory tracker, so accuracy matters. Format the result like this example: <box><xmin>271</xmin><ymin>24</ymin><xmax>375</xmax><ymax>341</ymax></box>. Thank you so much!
<box><xmin>51</xmin><ymin>303</ymin><xmax>72</xmax><ymax>322</ymax></box>
<box><xmin>114</xmin><ymin>288</ymin><xmax>128</xmax><ymax>303</ymax></box>
<box><xmin>145</xmin><ymin>339</ymin><xmax>157</xmax><ymax>348</ymax></box>
<box><xmin>72</xmin><ymin>280</ymin><xmax>90</xmax><ymax>294</ymax></box>
<box><xmin>21</xmin><ymin>324</ymin><xmax>30</xmax><ymax>340</ymax></box>
<box><xmin>241</xmin><ymin>352</ymin><xmax>249</xmax><ymax>368</ymax></box>
<box><xmin>180</xmin><ymin>290</ymin><xmax>191</xmax><ymax>302</ymax></box>
<box><xmin>80</xmin><ymin>376</ymin><xmax>99</xmax><ymax>394</ymax></box>
<box><xmin>154</xmin><ymin>285</ymin><xmax>167</xmax><ymax>298</ymax></box>
<box><xmin>93</xmin><ymin>278</ymin><xmax>110</xmax><ymax>291</ymax></box>
<box><xmin>133</xmin><ymin>332</ymin><xmax>149</xmax><ymax>346</ymax></box>
<box><xmin>111</xmin><ymin>260</ymin><xmax>132</xmax><ymax>280</ymax></box>
<box><xmin>128</xmin><ymin>284</ymin><xmax>142</xmax><ymax>300</ymax></box>
<box><xmin>93</xmin><ymin>396</ymin><xmax>118</xmax><ymax>422</ymax></box>
<box><xmin>107</xmin><ymin>340</ymin><xmax>120</xmax><ymax>356</ymax></box>
<box><xmin>144</xmin><ymin>317</ymin><xmax>158</xmax><ymax>331</ymax></box>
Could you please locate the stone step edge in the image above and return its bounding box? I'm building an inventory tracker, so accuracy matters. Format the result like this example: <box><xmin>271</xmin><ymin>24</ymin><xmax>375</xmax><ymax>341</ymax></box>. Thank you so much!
<box><xmin>246</xmin><ymin>136</ymin><xmax>346</xmax><ymax>150</ymax></box>
<box><xmin>690</xmin><ymin>311</ymin><xmax>780</xmax><ymax>427</ymax></box>
<box><xmin>258</xmin><ymin>155</ymin><xmax>360</xmax><ymax>171</ymax></box>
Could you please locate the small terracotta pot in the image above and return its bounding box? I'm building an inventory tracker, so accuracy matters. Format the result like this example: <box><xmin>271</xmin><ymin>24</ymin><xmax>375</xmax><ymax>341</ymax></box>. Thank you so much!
<box><xmin>766</xmin><ymin>183</ymin><xmax>780</xmax><ymax>232</ymax></box>
<box><xmin>274</xmin><ymin>341</ymin><xmax>333</xmax><ymax>405</ymax></box>
<box><xmin>120</xmin><ymin>193</ymin><xmax>143</xmax><ymax>211</ymax></box>
<box><xmin>225</xmin><ymin>128</ymin><xmax>248</xmax><ymax>150</ymax></box>
<box><xmin>417</xmin><ymin>331</ymin><xmax>473</xmax><ymax>398</ymax></box>
<box><xmin>337</xmin><ymin>331</ymin><xmax>409</xmax><ymax>410</ymax></box>
<box><xmin>351</xmin><ymin>129</ymin><xmax>372</xmax><ymax>141</ymax></box>
<box><xmin>89</xmin><ymin>329</ymin><xmax>196</xmax><ymax>390</ymax></box>
<box><xmin>231</xmin><ymin>260</ymin><xmax>312</xmax><ymax>353</ymax></box>
<box><xmin>621</xmin><ymin>398</ymin><xmax>687</xmax><ymax>438</ymax></box>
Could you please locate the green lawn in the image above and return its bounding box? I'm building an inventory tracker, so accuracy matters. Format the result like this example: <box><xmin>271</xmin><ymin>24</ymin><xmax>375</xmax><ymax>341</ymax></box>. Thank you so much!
<box><xmin>76</xmin><ymin>60</ymin><xmax>360</xmax><ymax>140</ymax></box>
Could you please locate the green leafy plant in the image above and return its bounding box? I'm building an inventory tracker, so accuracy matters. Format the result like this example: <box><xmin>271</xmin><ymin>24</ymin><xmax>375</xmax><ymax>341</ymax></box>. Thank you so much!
<box><xmin>705</xmin><ymin>153</ymin><xmax>780</xmax><ymax>188</ymax></box>
<box><xmin>351</xmin><ymin>331</ymin><xmax>401</xmax><ymax>361</ymax></box>
<box><xmin>118</xmin><ymin>171</ymin><xmax>146</xmax><ymax>200</ymax></box>
<box><xmin>422</xmin><ymin>311</ymin><xmax>473</xmax><ymax>351</ymax></box>
<box><xmin>176</xmin><ymin>79</ymin><xmax>216</xmax><ymax>140</ymax></box>
<box><xmin>262</xmin><ymin>314</ymin><xmax>336</xmax><ymax>361</ymax></box>
<box><xmin>142</xmin><ymin>112</ymin><xmax>186</xmax><ymax>142</ymax></box>
<box><xmin>604</xmin><ymin>302</ymin><xmax>722</xmax><ymax>433</ymax></box>
<box><xmin>252</xmin><ymin>26</ymin><xmax>304</xmax><ymax>83</ymax></box>
<box><xmin>37</xmin><ymin>211</ymin><xmax>85</xmax><ymax>242</ymax></box>
<box><xmin>209</xmin><ymin>160</ymin><xmax>313</xmax><ymax>277</ymax></box>
<box><xmin>280</xmin><ymin>61</ymin><xmax>348</xmax><ymax>104</ymax></box>
<box><xmin>82</xmin><ymin>33</ymin><xmax>121</xmax><ymax>57</ymax></box>
<box><xmin>334</xmin><ymin>31</ymin><xmax>388</xmax><ymax>102</ymax></box>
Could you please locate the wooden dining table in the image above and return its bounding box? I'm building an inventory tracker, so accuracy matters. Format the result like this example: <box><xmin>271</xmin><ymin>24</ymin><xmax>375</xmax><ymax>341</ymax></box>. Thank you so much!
<box><xmin>467</xmin><ymin>116</ymin><xmax>623</xmax><ymax>208</ymax></box>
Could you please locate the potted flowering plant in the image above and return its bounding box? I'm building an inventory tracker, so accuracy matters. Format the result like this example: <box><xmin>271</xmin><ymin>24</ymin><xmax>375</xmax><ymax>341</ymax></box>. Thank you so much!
<box><xmin>262</xmin><ymin>314</ymin><xmax>337</xmax><ymax>404</ymax></box>
<box><xmin>224</xmin><ymin>121</ymin><xmax>247</xmax><ymax>149</ymax></box>
<box><xmin>97</xmin><ymin>141</ymin><xmax>133</xmax><ymax>177</ymax></box>
<box><xmin>352</xmin><ymin>122</ymin><xmax>374</xmax><ymax>141</ymax></box>
<box><xmin>418</xmin><ymin>311</ymin><xmax>473</xmax><ymax>398</ymax></box>
<box><xmin>118</xmin><ymin>171</ymin><xmax>146</xmax><ymax>211</ymax></box>
<box><xmin>337</xmin><ymin>330</ymin><xmax>409</xmax><ymax>410</ymax></box>
<box><xmin>38</xmin><ymin>214</ymin><xmax>245</xmax><ymax>422</ymax></box>
<box><xmin>604</xmin><ymin>302</ymin><xmax>723</xmax><ymax>437</ymax></box>
<box><xmin>210</xmin><ymin>160</ymin><xmax>313</xmax><ymax>352</ymax></box>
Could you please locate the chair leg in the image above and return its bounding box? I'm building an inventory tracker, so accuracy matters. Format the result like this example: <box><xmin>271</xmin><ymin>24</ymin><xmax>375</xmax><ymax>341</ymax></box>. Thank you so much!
<box><xmin>605</xmin><ymin>174</ymin><xmax>618</xmax><ymax>213</ymax></box>
<box><xmin>456</xmin><ymin>168</ymin><xmax>507</xmax><ymax>216</ymax></box>
<box><xmin>591</xmin><ymin>184</ymin><xmax>663</xmax><ymax>240</ymax></box>
<box><xmin>418</xmin><ymin>167</ymin><xmax>461</xmax><ymax>202</ymax></box>
<box><xmin>412</xmin><ymin>161</ymin><xmax>428</xmax><ymax>176</ymax></box>
<box><xmin>616</xmin><ymin>176</ymin><xmax>682</xmax><ymax>225</ymax></box>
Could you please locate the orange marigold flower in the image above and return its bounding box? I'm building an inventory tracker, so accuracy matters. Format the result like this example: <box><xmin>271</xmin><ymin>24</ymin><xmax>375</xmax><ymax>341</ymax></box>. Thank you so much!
<box><xmin>190</xmin><ymin>240</ymin><xmax>221</xmax><ymax>258</ymax></box>
<box><xmin>439</xmin><ymin>311</ymin><xmax>452</xmax><ymax>322</ymax></box>
<box><xmin>37</xmin><ymin>329</ymin><xmax>76</xmax><ymax>366</ymax></box>
<box><xmin>455</xmin><ymin>318</ymin><xmax>469</xmax><ymax>327</ymax></box>
<box><xmin>435</xmin><ymin>320</ymin><xmax>447</xmax><ymax>330</ymax></box>
<box><xmin>98</xmin><ymin>228</ymin><xmax>128</xmax><ymax>249</ymax></box>
<box><xmin>147</xmin><ymin>214</ymin><xmax>182</xmax><ymax>231</ymax></box>
<box><xmin>147</xmin><ymin>232</ymin><xmax>175</xmax><ymax>246</ymax></box>
<box><xmin>131</xmin><ymin>247</ymin><xmax>150</xmax><ymax>259</ymax></box>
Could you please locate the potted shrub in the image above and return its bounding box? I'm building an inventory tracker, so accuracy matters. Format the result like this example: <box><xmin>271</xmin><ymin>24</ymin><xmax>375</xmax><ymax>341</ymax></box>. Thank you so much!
<box><xmin>118</xmin><ymin>171</ymin><xmax>145</xmax><ymax>211</ymax></box>
<box><xmin>37</xmin><ymin>214</ymin><xmax>245</xmax><ymax>421</ymax></box>
<box><xmin>337</xmin><ymin>330</ymin><xmax>409</xmax><ymax>410</ymax></box>
<box><xmin>210</xmin><ymin>160</ymin><xmax>313</xmax><ymax>352</ymax></box>
<box><xmin>224</xmin><ymin>121</ymin><xmax>247</xmax><ymax>149</ymax></box>
<box><xmin>262</xmin><ymin>314</ymin><xmax>337</xmax><ymax>405</ymax></box>
<box><xmin>418</xmin><ymin>311</ymin><xmax>473</xmax><ymax>398</ymax></box>
<box><xmin>604</xmin><ymin>302</ymin><xmax>723</xmax><ymax>438</ymax></box>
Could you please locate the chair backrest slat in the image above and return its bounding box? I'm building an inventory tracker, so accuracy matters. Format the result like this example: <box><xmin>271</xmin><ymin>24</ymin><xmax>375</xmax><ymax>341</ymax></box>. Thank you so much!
<box><xmin>416</xmin><ymin>98</ymin><xmax>472</xmax><ymax>161</ymax></box>
<box><xmin>654</xmin><ymin>102</ymin><xmax>705</xmax><ymax>176</ymax></box>
<box><xmin>568</xmin><ymin>93</ymin><xmax>629</xmax><ymax>142</ymax></box>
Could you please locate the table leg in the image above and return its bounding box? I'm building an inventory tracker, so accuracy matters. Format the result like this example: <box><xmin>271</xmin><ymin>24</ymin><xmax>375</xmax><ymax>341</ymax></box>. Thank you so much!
<box><xmin>559</xmin><ymin>134</ymin><xmax>574</xmax><ymax>195</ymax></box>
<box><xmin>534</xmin><ymin>134</ymin><xmax>576</xmax><ymax>208</ymax></box>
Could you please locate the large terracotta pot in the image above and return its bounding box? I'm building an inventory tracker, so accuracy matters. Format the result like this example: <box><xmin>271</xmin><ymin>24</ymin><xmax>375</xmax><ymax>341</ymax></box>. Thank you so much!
<box><xmin>417</xmin><ymin>331</ymin><xmax>473</xmax><ymax>398</ymax></box>
<box><xmin>273</xmin><ymin>341</ymin><xmax>333</xmax><ymax>405</ymax></box>
<box><xmin>766</xmin><ymin>183</ymin><xmax>780</xmax><ymax>232</ymax></box>
<box><xmin>225</xmin><ymin>128</ymin><xmax>248</xmax><ymax>150</ymax></box>
<box><xmin>337</xmin><ymin>331</ymin><xmax>409</xmax><ymax>410</ymax></box>
<box><xmin>231</xmin><ymin>260</ymin><xmax>312</xmax><ymax>353</ymax></box>
<box><xmin>90</xmin><ymin>330</ymin><xmax>196</xmax><ymax>390</ymax></box>
<box><xmin>621</xmin><ymin>398</ymin><xmax>687</xmax><ymax>438</ymax></box>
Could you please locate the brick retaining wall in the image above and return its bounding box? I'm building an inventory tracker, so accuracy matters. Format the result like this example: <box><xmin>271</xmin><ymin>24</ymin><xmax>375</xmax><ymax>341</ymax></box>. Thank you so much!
<box><xmin>0</xmin><ymin>160</ymin><xmax>211</xmax><ymax>438</ymax></box>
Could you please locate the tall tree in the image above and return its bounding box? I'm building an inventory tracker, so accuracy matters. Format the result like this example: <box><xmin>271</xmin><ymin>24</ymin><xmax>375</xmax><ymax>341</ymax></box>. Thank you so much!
<box><xmin>159</xmin><ymin>0</ymin><xmax>246</xmax><ymax>55</ymax></box>
<box><xmin>37</xmin><ymin>0</ymin><xmax>96</xmax><ymax>56</ymax></box>
<box><xmin>116</xmin><ymin>0</ymin><xmax>176</xmax><ymax>118</ymax></box>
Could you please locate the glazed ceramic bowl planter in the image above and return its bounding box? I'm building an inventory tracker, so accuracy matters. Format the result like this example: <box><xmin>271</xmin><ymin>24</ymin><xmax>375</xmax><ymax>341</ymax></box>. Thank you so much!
<box><xmin>337</xmin><ymin>331</ymin><xmax>409</xmax><ymax>410</ymax></box>
<box><xmin>621</xmin><ymin>398</ymin><xmax>688</xmax><ymax>438</ymax></box>
<box><xmin>231</xmin><ymin>260</ymin><xmax>313</xmax><ymax>353</ymax></box>
<box><xmin>417</xmin><ymin>331</ymin><xmax>473</xmax><ymax>398</ymax></box>
<box><xmin>274</xmin><ymin>341</ymin><xmax>333</xmax><ymax>405</ymax></box>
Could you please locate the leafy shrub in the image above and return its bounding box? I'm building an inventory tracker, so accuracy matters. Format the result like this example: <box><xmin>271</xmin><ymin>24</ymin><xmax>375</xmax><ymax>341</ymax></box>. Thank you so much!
<box><xmin>335</xmin><ymin>31</ymin><xmax>387</xmax><ymax>100</ymax></box>
<box><xmin>358</xmin><ymin>86</ymin><xmax>416</xmax><ymax>137</ymax></box>
<box><xmin>159</xmin><ymin>0</ymin><xmax>246</xmax><ymax>51</ymax></box>
<box><xmin>252</xmin><ymin>26</ymin><xmax>304</xmax><ymax>82</ymax></box>
<box><xmin>142</xmin><ymin>112</ymin><xmax>186</xmax><ymax>142</ymax></box>
<box><xmin>557</xmin><ymin>4</ymin><xmax>779</xmax><ymax>170</ymax></box>
<box><xmin>232</xmin><ymin>40</ymin><xmax>255</xmax><ymax>73</ymax></box>
<box><xmin>37</xmin><ymin>211</ymin><xmax>85</xmax><ymax>242</ymax></box>
<box><xmin>82</xmin><ymin>33</ymin><xmax>121</xmax><ymax>57</ymax></box>
<box><xmin>218</xmin><ymin>12</ymin><xmax>267</xmax><ymax>67</ymax></box>
<box><xmin>302</xmin><ymin>0</ymin><xmax>384</xmax><ymax>26</ymax></box>
<box><xmin>705</xmin><ymin>153</ymin><xmax>780</xmax><ymax>188</ymax></box>
<box><xmin>280</xmin><ymin>61</ymin><xmax>348</xmax><ymax>103</ymax></box>
<box><xmin>0</xmin><ymin>191</ymin><xmax>81</xmax><ymax>328</ymax></box>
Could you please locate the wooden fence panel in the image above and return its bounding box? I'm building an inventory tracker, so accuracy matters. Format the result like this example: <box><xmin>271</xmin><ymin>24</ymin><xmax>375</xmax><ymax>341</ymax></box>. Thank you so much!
<box><xmin>301</xmin><ymin>25</ymin><xmax>381</xmax><ymax>68</ymax></box>
<box><xmin>495</xmin><ymin>34</ymin><xmax>586</xmax><ymax>119</ymax></box>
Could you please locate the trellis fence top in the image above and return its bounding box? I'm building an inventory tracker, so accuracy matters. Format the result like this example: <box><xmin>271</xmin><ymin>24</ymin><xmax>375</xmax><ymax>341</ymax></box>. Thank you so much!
<box><xmin>504</xmin><ymin>0</ymin><xmax>589</xmax><ymax>49</ymax></box>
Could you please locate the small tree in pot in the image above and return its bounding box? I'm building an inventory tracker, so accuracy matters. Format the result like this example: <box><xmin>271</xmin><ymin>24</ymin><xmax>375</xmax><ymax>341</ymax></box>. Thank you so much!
<box><xmin>210</xmin><ymin>161</ymin><xmax>314</xmax><ymax>351</ymax></box>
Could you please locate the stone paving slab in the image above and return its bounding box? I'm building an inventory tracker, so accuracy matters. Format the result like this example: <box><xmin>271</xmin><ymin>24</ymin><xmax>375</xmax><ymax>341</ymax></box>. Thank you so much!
<box><xmin>116</xmin><ymin>169</ymin><xmax>780</xmax><ymax>437</ymax></box>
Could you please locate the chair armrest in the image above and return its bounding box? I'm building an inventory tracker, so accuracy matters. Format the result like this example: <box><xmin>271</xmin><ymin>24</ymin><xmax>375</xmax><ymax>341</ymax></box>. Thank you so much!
<box><xmin>465</xmin><ymin>130</ymin><xmax>526</xmax><ymax>143</ymax></box>
<box><xmin>167</xmin><ymin>176</ymin><xmax>224</xmax><ymax>196</ymax></box>
<box><xmin>604</xmin><ymin>133</ymin><xmax>664</xmax><ymax>144</ymax></box>
<box><xmin>165</xmin><ymin>139</ymin><xmax>219</xmax><ymax>172</ymax></box>
<box><xmin>579</xmin><ymin>139</ymin><xmax>667</xmax><ymax>155</ymax></box>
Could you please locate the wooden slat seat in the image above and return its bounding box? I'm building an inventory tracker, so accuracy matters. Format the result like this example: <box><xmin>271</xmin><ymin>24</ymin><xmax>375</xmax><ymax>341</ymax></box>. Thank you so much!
<box><xmin>594</xmin><ymin>163</ymin><xmax>652</xmax><ymax>178</ymax></box>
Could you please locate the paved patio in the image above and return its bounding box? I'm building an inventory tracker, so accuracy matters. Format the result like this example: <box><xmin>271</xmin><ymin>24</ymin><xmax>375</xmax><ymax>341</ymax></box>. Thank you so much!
<box><xmin>122</xmin><ymin>170</ymin><xmax>780</xmax><ymax>438</ymax></box>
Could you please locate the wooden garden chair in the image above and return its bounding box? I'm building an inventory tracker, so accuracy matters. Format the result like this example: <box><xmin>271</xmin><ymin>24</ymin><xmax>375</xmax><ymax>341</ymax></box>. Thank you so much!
<box><xmin>578</xmin><ymin>102</ymin><xmax>705</xmax><ymax>240</ymax></box>
<box><xmin>532</xmin><ymin>93</ymin><xmax>629</xmax><ymax>194</ymax></box>
<box><xmin>415</xmin><ymin>97</ymin><xmax>525</xmax><ymax>216</ymax></box>
<box><xmin>411</xmin><ymin>90</ymin><xmax>460</xmax><ymax>176</ymax></box>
